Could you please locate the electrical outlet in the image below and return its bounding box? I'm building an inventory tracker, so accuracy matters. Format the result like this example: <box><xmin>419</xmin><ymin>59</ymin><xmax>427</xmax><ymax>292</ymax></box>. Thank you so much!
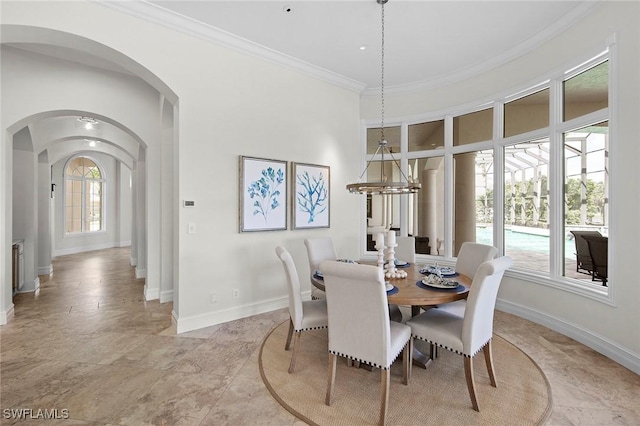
<box><xmin>210</xmin><ymin>292</ymin><xmax>217</xmax><ymax>303</ymax></box>
<box><xmin>232</xmin><ymin>288</ymin><xmax>240</xmax><ymax>299</ymax></box>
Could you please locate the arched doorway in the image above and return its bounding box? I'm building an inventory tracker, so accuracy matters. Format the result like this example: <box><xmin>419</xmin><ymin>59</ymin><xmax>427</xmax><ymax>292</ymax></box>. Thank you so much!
<box><xmin>1</xmin><ymin>26</ymin><xmax>178</xmax><ymax>324</ymax></box>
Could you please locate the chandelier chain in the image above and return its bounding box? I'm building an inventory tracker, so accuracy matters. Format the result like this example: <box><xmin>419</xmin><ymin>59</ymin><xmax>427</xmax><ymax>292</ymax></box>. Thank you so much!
<box><xmin>380</xmin><ymin>0</ymin><xmax>385</xmax><ymax>142</ymax></box>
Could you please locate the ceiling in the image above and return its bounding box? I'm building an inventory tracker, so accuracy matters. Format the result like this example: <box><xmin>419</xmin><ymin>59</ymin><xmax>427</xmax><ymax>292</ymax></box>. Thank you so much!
<box><xmin>145</xmin><ymin>0</ymin><xmax>595</xmax><ymax>92</ymax></box>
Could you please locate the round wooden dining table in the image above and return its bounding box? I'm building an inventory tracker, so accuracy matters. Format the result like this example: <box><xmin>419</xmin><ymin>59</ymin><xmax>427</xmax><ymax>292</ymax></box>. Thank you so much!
<box><xmin>312</xmin><ymin>261</ymin><xmax>471</xmax><ymax>368</ymax></box>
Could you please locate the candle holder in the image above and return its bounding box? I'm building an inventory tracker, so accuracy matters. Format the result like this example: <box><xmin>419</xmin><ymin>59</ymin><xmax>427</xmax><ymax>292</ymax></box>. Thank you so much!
<box><xmin>384</xmin><ymin>243</ymin><xmax>407</xmax><ymax>279</ymax></box>
<box><xmin>375</xmin><ymin>242</ymin><xmax>385</xmax><ymax>270</ymax></box>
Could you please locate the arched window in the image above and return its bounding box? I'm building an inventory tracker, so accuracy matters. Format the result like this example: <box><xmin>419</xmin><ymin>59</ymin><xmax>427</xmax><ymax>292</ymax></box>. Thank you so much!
<box><xmin>65</xmin><ymin>156</ymin><xmax>104</xmax><ymax>234</ymax></box>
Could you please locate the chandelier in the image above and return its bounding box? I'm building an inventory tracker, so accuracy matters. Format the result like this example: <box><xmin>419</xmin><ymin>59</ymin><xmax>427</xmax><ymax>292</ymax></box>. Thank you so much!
<box><xmin>346</xmin><ymin>0</ymin><xmax>421</xmax><ymax>195</ymax></box>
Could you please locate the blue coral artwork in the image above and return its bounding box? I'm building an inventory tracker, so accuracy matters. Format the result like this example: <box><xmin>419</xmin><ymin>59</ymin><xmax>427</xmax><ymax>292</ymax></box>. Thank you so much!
<box><xmin>240</xmin><ymin>156</ymin><xmax>287</xmax><ymax>232</ymax></box>
<box><xmin>293</xmin><ymin>163</ymin><xmax>330</xmax><ymax>229</ymax></box>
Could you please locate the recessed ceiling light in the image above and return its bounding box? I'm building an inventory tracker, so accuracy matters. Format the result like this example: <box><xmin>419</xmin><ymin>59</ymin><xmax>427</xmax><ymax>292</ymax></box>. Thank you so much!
<box><xmin>360</xmin><ymin>45</ymin><xmax>367</xmax><ymax>51</ymax></box>
<box><xmin>77</xmin><ymin>116</ymin><xmax>99</xmax><ymax>130</ymax></box>
<box><xmin>77</xmin><ymin>116</ymin><xmax>98</xmax><ymax>124</ymax></box>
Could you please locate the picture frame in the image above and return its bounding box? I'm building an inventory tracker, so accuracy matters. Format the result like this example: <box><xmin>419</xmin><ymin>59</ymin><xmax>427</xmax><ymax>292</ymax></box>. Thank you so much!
<box><xmin>239</xmin><ymin>156</ymin><xmax>288</xmax><ymax>232</ymax></box>
<box><xmin>292</xmin><ymin>162</ymin><xmax>330</xmax><ymax>229</ymax></box>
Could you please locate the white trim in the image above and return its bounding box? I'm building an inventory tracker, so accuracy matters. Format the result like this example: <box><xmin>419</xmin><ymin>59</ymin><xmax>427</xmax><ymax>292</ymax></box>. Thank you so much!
<box><xmin>364</xmin><ymin>1</ymin><xmax>599</xmax><ymax>96</ymax></box>
<box><xmin>175</xmin><ymin>294</ymin><xmax>290</xmax><ymax>334</ymax></box>
<box><xmin>54</xmin><ymin>242</ymin><xmax>119</xmax><ymax>257</ymax></box>
<box><xmin>144</xmin><ymin>284</ymin><xmax>159</xmax><ymax>301</ymax></box>
<box><xmin>38</xmin><ymin>264</ymin><xmax>53</xmax><ymax>275</ymax></box>
<box><xmin>118</xmin><ymin>240</ymin><xmax>131</xmax><ymax>248</ymax></box>
<box><xmin>497</xmin><ymin>299</ymin><xmax>640</xmax><ymax>376</ymax></box>
<box><xmin>0</xmin><ymin>303</ymin><xmax>15</xmax><ymax>325</ymax></box>
<box><xmin>135</xmin><ymin>267</ymin><xmax>146</xmax><ymax>279</ymax></box>
<box><xmin>97</xmin><ymin>0</ymin><xmax>366</xmax><ymax>93</ymax></box>
<box><xmin>130</xmin><ymin>256</ymin><xmax>136</xmax><ymax>266</ymax></box>
<box><xmin>17</xmin><ymin>277</ymin><xmax>41</xmax><ymax>294</ymax></box>
<box><xmin>159</xmin><ymin>289</ymin><xmax>173</xmax><ymax>303</ymax></box>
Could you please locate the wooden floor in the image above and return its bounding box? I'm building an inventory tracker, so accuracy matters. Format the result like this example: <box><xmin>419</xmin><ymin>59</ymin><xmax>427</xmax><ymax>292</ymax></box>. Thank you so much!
<box><xmin>1</xmin><ymin>247</ymin><xmax>637</xmax><ymax>425</ymax></box>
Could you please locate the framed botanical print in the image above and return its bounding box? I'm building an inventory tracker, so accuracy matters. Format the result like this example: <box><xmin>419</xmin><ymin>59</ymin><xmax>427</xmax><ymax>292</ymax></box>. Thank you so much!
<box><xmin>239</xmin><ymin>156</ymin><xmax>287</xmax><ymax>232</ymax></box>
<box><xmin>292</xmin><ymin>162</ymin><xmax>330</xmax><ymax>229</ymax></box>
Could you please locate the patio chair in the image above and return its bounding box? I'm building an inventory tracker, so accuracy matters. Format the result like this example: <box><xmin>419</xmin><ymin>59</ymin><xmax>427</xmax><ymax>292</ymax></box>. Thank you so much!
<box><xmin>569</xmin><ymin>230</ymin><xmax>602</xmax><ymax>275</ymax></box>
<box><xmin>583</xmin><ymin>235</ymin><xmax>608</xmax><ymax>285</ymax></box>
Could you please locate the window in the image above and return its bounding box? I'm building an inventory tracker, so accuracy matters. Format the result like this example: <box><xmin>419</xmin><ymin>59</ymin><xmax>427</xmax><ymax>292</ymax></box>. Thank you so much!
<box><xmin>409</xmin><ymin>120</ymin><xmax>444</xmax><ymax>151</ymax></box>
<box><xmin>503</xmin><ymin>140</ymin><xmax>550</xmax><ymax>272</ymax></box>
<box><xmin>457</xmin><ymin>149</ymin><xmax>494</xmax><ymax>256</ymax></box>
<box><xmin>362</xmin><ymin>52</ymin><xmax>610</xmax><ymax>296</ymax></box>
<box><xmin>563</xmin><ymin>122</ymin><xmax>608</xmax><ymax>282</ymax></box>
<box><xmin>454</xmin><ymin>109</ymin><xmax>493</xmax><ymax>146</ymax></box>
<box><xmin>563</xmin><ymin>61</ymin><xmax>608</xmax><ymax>122</ymax></box>
<box><xmin>504</xmin><ymin>89</ymin><xmax>550</xmax><ymax>138</ymax></box>
<box><xmin>65</xmin><ymin>156</ymin><xmax>104</xmax><ymax>234</ymax></box>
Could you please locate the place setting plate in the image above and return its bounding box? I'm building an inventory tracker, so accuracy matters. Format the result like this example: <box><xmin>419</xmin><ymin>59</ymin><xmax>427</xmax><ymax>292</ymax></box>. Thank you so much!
<box><xmin>394</xmin><ymin>259</ymin><xmax>411</xmax><ymax>268</ymax></box>
<box><xmin>416</xmin><ymin>275</ymin><xmax>465</xmax><ymax>292</ymax></box>
<box><xmin>419</xmin><ymin>265</ymin><xmax>459</xmax><ymax>277</ymax></box>
<box><xmin>385</xmin><ymin>259</ymin><xmax>411</xmax><ymax>268</ymax></box>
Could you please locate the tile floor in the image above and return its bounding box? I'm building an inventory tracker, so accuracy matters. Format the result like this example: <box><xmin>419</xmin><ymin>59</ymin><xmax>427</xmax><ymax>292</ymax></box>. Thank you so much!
<box><xmin>1</xmin><ymin>247</ymin><xmax>638</xmax><ymax>425</ymax></box>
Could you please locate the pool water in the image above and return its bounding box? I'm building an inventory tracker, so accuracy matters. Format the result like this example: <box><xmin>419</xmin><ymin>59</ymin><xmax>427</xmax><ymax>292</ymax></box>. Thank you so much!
<box><xmin>476</xmin><ymin>227</ymin><xmax>574</xmax><ymax>258</ymax></box>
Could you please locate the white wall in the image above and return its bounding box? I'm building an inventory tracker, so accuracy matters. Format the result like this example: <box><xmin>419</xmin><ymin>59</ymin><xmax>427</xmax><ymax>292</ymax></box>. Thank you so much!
<box><xmin>361</xmin><ymin>2</ymin><xmax>640</xmax><ymax>371</ymax></box>
<box><xmin>1</xmin><ymin>1</ymin><xmax>362</xmax><ymax>332</ymax></box>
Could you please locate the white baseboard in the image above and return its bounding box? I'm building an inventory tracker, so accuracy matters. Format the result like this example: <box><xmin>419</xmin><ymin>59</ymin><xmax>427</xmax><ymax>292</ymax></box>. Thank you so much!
<box><xmin>54</xmin><ymin>242</ymin><xmax>118</xmax><ymax>257</ymax></box>
<box><xmin>130</xmin><ymin>256</ymin><xmax>137</xmax><ymax>266</ymax></box>
<box><xmin>0</xmin><ymin>304</ymin><xmax>15</xmax><ymax>325</ymax></box>
<box><xmin>496</xmin><ymin>299</ymin><xmax>640</xmax><ymax>375</ymax></box>
<box><xmin>38</xmin><ymin>264</ymin><xmax>53</xmax><ymax>275</ymax></box>
<box><xmin>175</xmin><ymin>294</ymin><xmax>289</xmax><ymax>334</ymax></box>
<box><xmin>135</xmin><ymin>267</ymin><xmax>146</xmax><ymax>279</ymax></box>
<box><xmin>160</xmin><ymin>289</ymin><xmax>173</xmax><ymax>303</ymax></box>
<box><xmin>144</xmin><ymin>285</ymin><xmax>159</xmax><ymax>301</ymax></box>
<box><xmin>172</xmin><ymin>310</ymin><xmax>178</xmax><ymax>328</ymax></box>
<box><xmin>17</xmin><ymin>277</ymin><xmax>40</xmax><ymax>293</ymax></box>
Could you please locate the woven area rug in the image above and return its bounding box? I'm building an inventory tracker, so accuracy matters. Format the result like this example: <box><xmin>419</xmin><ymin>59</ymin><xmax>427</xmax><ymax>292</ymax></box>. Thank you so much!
<box><xmin>259</xmin><ymin>321</ymin><xmax>552</xmax><ymax>426</ymax></box>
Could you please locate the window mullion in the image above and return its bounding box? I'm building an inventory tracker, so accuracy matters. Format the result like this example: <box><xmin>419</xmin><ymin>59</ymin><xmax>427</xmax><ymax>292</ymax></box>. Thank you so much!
<box><xmin>549</xmin><ymin>78</ymin><xmax>564</xmax><ymax>278</ymax></box>
<box><xmin>493</xmin><ymin>101</ymin><xmax>505</xmax><ymax>256</ymax></box>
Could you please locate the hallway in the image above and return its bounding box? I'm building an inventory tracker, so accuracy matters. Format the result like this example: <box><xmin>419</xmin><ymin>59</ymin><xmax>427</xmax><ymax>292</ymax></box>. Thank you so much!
<box><xmin>1</xmin><ymin>248</ymin><xmax>639</xmax><ymax>425</ymax></box>
<box><xmin>0</xmin><ymin>248</ymin><xmax>293</xmax><ymax>425</ymax></box>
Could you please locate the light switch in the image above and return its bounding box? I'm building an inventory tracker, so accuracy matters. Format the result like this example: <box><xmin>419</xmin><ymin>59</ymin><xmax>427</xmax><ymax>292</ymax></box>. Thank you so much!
<box><xmin>188</xmin><ymin>223</ymin><xmax>196</xmax><ymax>234</ymax></box>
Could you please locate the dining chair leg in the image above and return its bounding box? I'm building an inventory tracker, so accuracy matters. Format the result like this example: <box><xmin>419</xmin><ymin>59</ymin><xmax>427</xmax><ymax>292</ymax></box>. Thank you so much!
<box><xmin>464</xmin><ymin>356</ymin><xmax>480</xmax><ymax>411</ymax></box>
<box><xmin>325</xmin><ymin>354</ymin><xmax>337</xmax><ymax>406</ymax></box>
<box><xmin>429</xmin><ymin>342</ymin><xmax>438</xmax><ymax>359</ymax></box>
<box><xmin>288</xmin><ymin>331</ymin><xmax>301</xmax><ymax>373</ymax></box>
<box><xmin>483</xmin><ymin>341</ymin><xmax>497</xmax><ymax>387</ymax></box>
<box><xmin>402</xmin><ymin>339</ymin><xmax>412</xmax><ymax>384</ymax></box>
<box><xmin>379</xmin><ymin>368</ymin><xmax>390</xmax><ymax>426</ymax></box>
<box><xmin>284</xmin><ymin>319</ymin><xmax>294</xmax><ymax>351</ymax></box>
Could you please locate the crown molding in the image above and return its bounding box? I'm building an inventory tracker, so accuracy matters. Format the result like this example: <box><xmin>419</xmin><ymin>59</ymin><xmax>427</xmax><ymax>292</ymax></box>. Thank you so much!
<box><xmin>363</xmin><ymin>1</ymin><xmax>600</xmax><ymax>97</ymax></box>
<box><xmin>94</xmin><ymin>0</ymin><xmax>367</xmax><ymax>94</ymax></box>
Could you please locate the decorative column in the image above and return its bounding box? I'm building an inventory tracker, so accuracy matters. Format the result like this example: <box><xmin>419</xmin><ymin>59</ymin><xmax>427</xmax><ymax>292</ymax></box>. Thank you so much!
<box><xmin>454</xmin><ymin>152</ymin><xmax>476</xmax><ymax>255</ymax></box>
<box><xmin>420</xmin><ymin>168</ymin><xmax>438</xmax><ymax>255</ymax></box>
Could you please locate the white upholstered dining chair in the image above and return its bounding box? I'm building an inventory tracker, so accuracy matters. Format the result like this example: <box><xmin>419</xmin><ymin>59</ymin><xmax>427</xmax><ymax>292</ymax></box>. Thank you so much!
<box><xmin>437</xmin><ymin>242</ymin><xmax>498</xmax><ymax>316</ymax></box>
<box><xmin>407</xmin><ymin>256</ymin><xmax>513</xmax><ymax>411</ymax></box>
<box><xmin>320</xmin><ymin>260</ymin><xmax>412</xmax><ymax>426</ymax></box>
<box><xmin>395</xmin><ymin>236</ymin><xmax>416</xmax><ymax>264</ymax></box>
<box><xmin>304</xmin><ymin>238</ymin><xmax>337</xmax><ymax>300</ymax></box>
<box><xmin>275</xmin><ymin>246</ymin><xmax>328</xmax><ymax>373</ymax></box>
